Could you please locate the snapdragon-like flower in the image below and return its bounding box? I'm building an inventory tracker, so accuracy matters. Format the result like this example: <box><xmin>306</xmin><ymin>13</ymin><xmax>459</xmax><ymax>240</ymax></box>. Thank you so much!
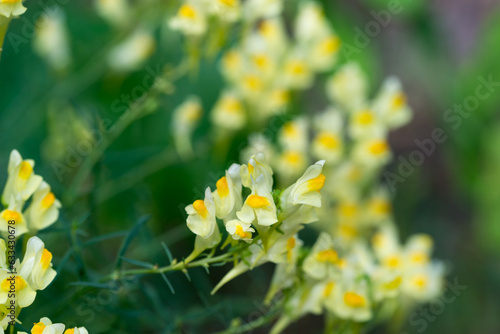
<box><xmin>2</xmin><ymin>150</ymin><xmax>43</xmax><ymax>205</ymax></box>
<box><xmin>352</xmin><ymin>136</ymin><xmax>392</xmax><ymax>167</ymax></box>
<box><xmin>374</xmin><ymin>77</ymin><xmax>412</xmax><ymax>129</ymax></box>
<box><xmin>95</xmin><ymin>0</ymin><xmax>129</xmax><ymax>27</ymax></box>
<box><xmin>0</xmin><ymin>0</ymin><xmax>26</xmax><ymax>18</ymax></box>
<box><xmin>332</xmin><ymin>280</ymin><xmax>372</xmax><ymax>321</ymax></box>
<box><xmin>0</xmin><ymin>236</ymin><xmax>56</xmax><ymax>317</ymax></box>
<box><xmin>210</xmin><ymin>91</ymin><xmax>247</xmax><ymax>131</ymax></box>
<box><xmin>326</xmin><ymin>62</ymin><xmax>368</xmax><ymax>111</ymax></box>
<box><xmin>1</xmin><ymin>150</ymin><xmax>61</xmax><ymax>235</ymax></box>
<box><xmin>25</xmin><ymin>181</ymin><xmax>61</xmax><ymax>233</ymax></box>
<box><xmin>212</xmin><ymin>164</ymin><xmax>242</xmax><ymax>220</ymax></box>
<box><xmin>33</xmin><ymin>7</ymin><xmax>71</xmax><ymax>73</ymax></box>
<box><xmin>303</xmin><ymin>232</ymin><xmax>341</xmax><ymax>280</ymax></box>
<box><xmin>20</xmin><ymin>237</ymin><xmax>57</xmax><ymax>290</ymax></box>
<box><xmin>349</xmin><ymin>107</ymin><xmax>385</xmax><ymax>140</ymax></box>
<box><xmin>107</xmin><ymin>28</ymin><xmax>155</xmax><ymax>72</ymax></box>
<box><xmin>312</xmin><ymin>109</ymin><xmax>344</xmax><ymax>163</ymax></box>
<box><xmin>18</xmin><ymin>317</ymin><xmax>89</xmax><ymax>334</ymax></box>
<box><xmin>237</xmin><ymin>174</ymin><xmax>278</xmax><ymax>226</ymax></box>
<box><xmin>242</xmin><ymin>0</ymin><xmax>283</xmax><ymax>22</ymax></box>
<box><xmin>0</xmin><ymin>196</ymin><xmax>28</xmax><ymax>237</ymax></box>
<box><xmin>281</xmin><ymin>160</ymin><xmax>326</xmax><ymax>210</ymax></box>
<box><xmin>225</xmin><ymin>219</ymin><xmax>254</xmax><ymax>243</ymax></box>
<box><xmin>240</xmin><ymin>153</ymin><xmax>274</xmax><ymax>190</ymax></box>
<box><xmin>172</xmin><ymin>96</ymin><xmax>203</xmax><ymax>157</ymax></box>
<box><xmin>186</xmin><ymin>188</ymin><xmax>218</xmax><ymax>240</ymax></box>
<box><xmin>185</xmin><ymin>188</ymin><xmax>221</xmax><ymax>259</ymax></box>
<box><xmin>0</xmin><ymin>266</ymin><xmax>36</xmax><ymax>308</ymax></box>
<box><xmin>169</xmin><ymin>2</ymin><xmax>207</xmax><ymax>36</ymax></box>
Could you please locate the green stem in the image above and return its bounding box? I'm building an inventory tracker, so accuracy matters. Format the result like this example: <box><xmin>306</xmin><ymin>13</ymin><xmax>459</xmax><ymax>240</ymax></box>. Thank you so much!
<box><xmin>0</xmin><ymin>16</ymin><xmax>11</xmax><ymax>61</ymax></box>
<box><xmin>102</xmin><ymin>251</ymin><xmax>237</xmax><ymax>282</ymax></box>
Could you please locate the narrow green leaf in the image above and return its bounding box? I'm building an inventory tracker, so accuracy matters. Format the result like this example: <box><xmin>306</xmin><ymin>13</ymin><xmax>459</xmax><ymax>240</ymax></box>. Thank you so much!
<box><xmin>115</xmin><ymin>215</ymin><xmax>150</xmax><ymax>269</ymax></box>
<box><xmin>161</xmin><ymin>242</ymin><xmax>174</xmax><ymax>264</ymax></box>
<box><xmin>120</xmin><ymin>257</ymin><xmax>155</xmax><ymax>269</ymax></box>
<box><xmin>83</xmin><ymin>230</ymin><xmax>129</xmax><ymax>247</ymax></box>
<box><xmin>160</xmin><ymin>272</ymin><xmax>175</xmax><ymax>294</ymax></box>
<box><xmin>69</xmin><ymin>281</ymin><xmax>115</xmax><ymax>289</ymax></box>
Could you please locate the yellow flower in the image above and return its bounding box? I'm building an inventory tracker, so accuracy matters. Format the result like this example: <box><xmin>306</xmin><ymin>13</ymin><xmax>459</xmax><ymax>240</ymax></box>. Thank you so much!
<box><xmin>107</xmin><ymin>29</ymin><xmax>155</xmax><ymax>72</ymax></box>
<box><xmin>0</xmin><ymin>0</ymin><xmax>26</xmax><ymax>18</ymax></box>
<box><xmin>25</xmin><ymin>181</ymin><xmax>61</xmax><ymax>233</ymax></box>
<box><xmin>169</xmin><ymin>3</ymin><xmax>207</xmax><ymax>36</ymax></box>
<box><xmin>0</xmin><ymin>195</ymin><xmax>28</xmax><ymax>237</ymax></box>
<box><xmin>225</xmin><ymin>219</ymin><xmax>255</xmax><ymax>243</ymax></box>
<box><xmin>212</xmin><ymin>164</ymin><xmax>243</xmax><ymax>220</ymax></box>
<box><xmin>2</xmin><ymin>150</ymin><xmax>43</xmax><ymax>205</ymax></box>
<box><xmin>281</xmin><ymin>160</ymin><xmax>326</xmax><ymax>211</ymax></box>
<box><xmin>210</xmin><ymin>91</ymin><xmax>247</xmax><ymax>131</ymax></box>
<box><xmin>374</xmin><ymin>77</ymin><xmax>412</xmax><ymax>129</ymax></box>
<box><xmin>240</xmin><ymin>153</ymin><xmax>274</xmax><ymax>191</ymax></box>
<box><xmin>237</xmin><ymin>175</ymin><xmax>278</xmax><ymax>226</ymax></box>
<box><xmin>20</xmin><ymin>237</ymin><xmax>57</xmax><ymax>290</ymax></box>
<box><xmin>326</xmin><ymin>62</ymin><xmax>368</xmax><ymax>111</ymax></box>
<box><xmin>186</xmin><ymin>188</ymin><xmax>217</xmax><ymax>239</ymax></box>
<box><xmin>330</xmin><ymin>281</ymin><xmax>372</xmax><ymax>321</ymax></box>
<box><xmin>303</xmin><ymin>233</ymin><xmax>341</xmax><ymax>280</ymax></box>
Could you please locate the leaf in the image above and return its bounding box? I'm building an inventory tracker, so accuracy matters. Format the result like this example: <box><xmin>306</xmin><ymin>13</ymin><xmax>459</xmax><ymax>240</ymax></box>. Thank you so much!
<box><xmin>115</xmin><ymin>215</ymin><xmax>150</xmax><ymax>269</ymax></box>
<box><xmin>120</xmin><ymin>257</ymin><xmax>155</xmax><ymax>269</ymax></box>
<box><xmin>69</xmin><ymin>281</ymin><xmax>115</xmax><ymax>289</ymax></box>
<box><xmin>56</xmin><ymin>248</ymin><xmax>74</xmax><ymax>274</ymax></box>
<box><xmin>161</xmin><ymin>242</ymin><xmax>174</xmax><ymax>264</ymax></box>
<box><xmin>83</xmin><ymin>230</ymin><xmax>129</xmax><ymax>247</ymax></box>
<box><xmin>160</xmin><ymin>272</ymin><xmax>175</xmax><ymax>294</ymax></box>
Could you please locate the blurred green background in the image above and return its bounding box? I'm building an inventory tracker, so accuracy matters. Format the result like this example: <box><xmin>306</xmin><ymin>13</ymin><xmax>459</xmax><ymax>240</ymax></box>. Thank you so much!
<box><xmin>1</xmin><ymin>0</ymin><xmax>500</xmax><ymax>333</ymax></box>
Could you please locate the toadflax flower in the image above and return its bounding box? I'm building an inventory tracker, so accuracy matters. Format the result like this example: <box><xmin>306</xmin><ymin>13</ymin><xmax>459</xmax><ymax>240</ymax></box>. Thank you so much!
<box><xmin>0</xmin><ymin>266</ymin><xmax>36</xmax><ymax>309</ymax></box>
<box><xmin>33</xmin><ymin>7</ymin><xmax>71</xmax><ymax>73</ymax></box>
<box><xmin>107</xmin><ymin>28</ymin><xmax>155</xmax><ymax>72</ymax></box>
<box><xmin>185</xmin><ymin>188</ymin><xmax>221</xmax><ymax>260</ymax></box>
<box><xmin>237</xmin><ymin>174</ymin><xmax>278</xmax><ymax>226</ymax></box>
<box><xmin>280</xmin><ymin>160</ymin><xmax>325</xmax><ymax>219</ymax></box>
<box><xmin>169</xmin><ymin>2</ymin><xmax>207</xmax><ymax>36</ymax></box>
<box><xmin>172</xmin><ymin>96</ymin><xmax>203</xmax><ymax>158</ymax></box>
<box><xmin>240</xmin><ymin>153</ymin><xmax>274</xmax><ymax>191</ymax></box>
<box><xmin>18</xmin><ymin>317</ymin><xmax>89</xmax><ymax>334</ymax></box>
<box><xmin>303</xmin><ymin>232</ymin><xmax>342</xmax><ymax>281</ymax></box>
<box><xmin>225</xmin><ymin>219</ymin><xmax>254</xmax><ymax>243</ymax></box>
<box><xmin>20</xmin><ymin>236</ymin><xmax>57</xmax><ymax>290</ymax></box>
<box><xmin>0</xmin><ymin>195</ymin><xmax>28</xmax><ymax>237</ymax></box>
<box><xmin>2</xmin><ymin>150</ymin><xmax>43</xmax><ymax>205</ymax></box>
<box><xmin>210</xmin><ymin>91</ymin><xmax>247</xmax><ymax>131</ymax></box>
<box><xmin>325</xmin><ymin>62</ymin><xmax>368</xmax><ymax>111</ymax></box>
<box><xmin>0</xmin><ymin>0</ymin><xmax>26</xmax><ymax>18</ymax></box>
<box><xmin>212</xmin><ymin>164</ymin><xmax>242</xmax><ymax>220</ymax></box>
<box><xmin>24</xmin><ymin>181</ymin><xmax>61</xmax><ymax>233</ymax></box>
<box><xmin>373</xmin><ymin>77</ymin><xmax>413</xmax><ymax>129</ymax></box>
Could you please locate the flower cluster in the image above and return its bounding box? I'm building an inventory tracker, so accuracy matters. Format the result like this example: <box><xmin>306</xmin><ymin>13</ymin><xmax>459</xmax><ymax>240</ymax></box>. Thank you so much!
<box><xmin>212</xmin><ymin>2</ymin><xmax>340</xmax><ymax>128</ymax></box>
<box><xmin>1</xmin><ymin>150</ymin><xmax>61</xmax><ymax>236</ymax></box>
<box><xmin>244</xmin><ymin>61</ymin><xmax>412</xmax><ymax>187</ymax></box>
<box><xmin>0</xmin><ymin>237</ymin><xmax>56</xmax><ymax>330</ymax></box>
<box><xmin>169</xmin><ymin>0</ymin><xmax>284</xmax><ymax>36</ymax></box>
<box><xmin>184</xmin><ymin>154</ymin><xmax>327</xmax><ymax>290</ymax></box>
<box><xmin>17</xmin><ymin>317</ymin><xmax>88</xmax><ymax>334</ymax></box>
<box><xmin>235</xmin><ymin>63</ymin><xmax>444</xmax><ymax>332</ymax></box>
<box><xmin>0</xmin><ymin>151</ymin><xmax>88</xmax><ymax>333</ymax></box>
